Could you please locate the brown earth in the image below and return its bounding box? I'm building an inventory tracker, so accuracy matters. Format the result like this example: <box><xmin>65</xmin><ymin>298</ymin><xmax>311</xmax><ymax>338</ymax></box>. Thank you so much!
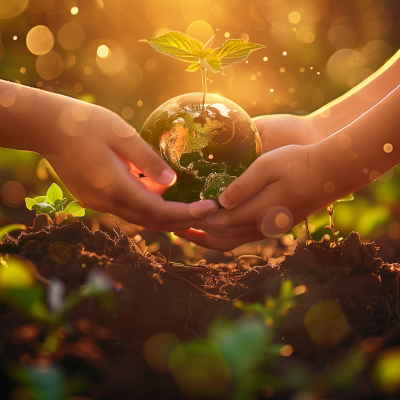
<box><xmin>0</xmin><ymin>220</ymin><xmax>399</xmax><ymax>399</ymax></box>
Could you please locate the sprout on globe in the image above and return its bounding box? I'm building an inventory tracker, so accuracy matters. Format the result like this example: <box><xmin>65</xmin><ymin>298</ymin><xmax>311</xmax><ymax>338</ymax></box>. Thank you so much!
<box><xmin>139</xmin><ymin>31</ymin><xmax>265</xmax><ymax>206</ymax></box>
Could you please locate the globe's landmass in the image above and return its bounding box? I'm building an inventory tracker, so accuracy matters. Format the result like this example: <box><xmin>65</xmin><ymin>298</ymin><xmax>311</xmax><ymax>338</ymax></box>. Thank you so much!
<box><xmin>140</xmin><ymin>93</ymin><xmax>263</xmax><ymax>205</ymax></box>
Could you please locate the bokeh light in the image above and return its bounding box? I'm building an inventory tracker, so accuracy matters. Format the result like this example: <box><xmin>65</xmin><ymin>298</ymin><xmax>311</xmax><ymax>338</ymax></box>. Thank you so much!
<box><xmin>0</xmin><ymin>0</ymin><xmax>28</xmax><ymax>19</ymax></box>
<box><xmin>1</xmin><ymin>181</ymin><xmax>25</xmax><ymax>207</ymax></box>
<box><xmin>58</xmin><ymin>22</ymin><xmax>85</xmax><ymax>51</ymax></box>
<box><xmin>186</xmin><ymin>20</ymin><xmax>214</xmax><ymax>43</ymax></box>
<box><xmin>70</xmin><ymin>6</ymin><xmax>79</xmax><ymax>15</ymax></box>
<box><xmin>26</xmin><ymin>25</ymin><xmax>54</xmax><ymax>56</ymax></box>
<box><xmin>36</xmin><ymin>50</ymin><xmax>64</xmax><ymax>80</ymax></box>
<box><xmin>181</xmin><ymin>0</ymin><xmax>211</xmax><ymax>21</ymax></box>
<box><xmin>288</xmin><ymin>11</ymin><xmax>301</xmax><ymax>24</ymax></box>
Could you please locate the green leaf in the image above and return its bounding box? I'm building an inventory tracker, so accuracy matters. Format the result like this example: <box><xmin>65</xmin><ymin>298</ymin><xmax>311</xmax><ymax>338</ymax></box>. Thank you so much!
<box><xmin>139</xmin><ymin>31</ymin><xmax>204</xmax><ymax>64</ymax></box>
<box><xmin>200</xmin><ymin>52</ymin><xmax>223</xmax><ymax>74</ymax></box>
<box><xmin>203</xmin><ymin>35</ymin><xmax>215</xmax><ymax>50</ymax></box>
<box><xmin>33</xmin><ymin>196</ymin><xmax>47</xmax><ymax>203</ymax></box>
<box><xmin>186</xmin><ymin>63</ymin><xmax>201</xmax><ymax>72</ymax></box>
<box><xmin>25</xmin><ymin>197</ymin><xmax>37</xmax><ymax>211</ymax></box>
<box><xmin>336</xmin><ymin>194</ymin><xmax>354</xmax><ymax>203</ymax></box>
<box><xmin>0</xmin><ymin>224</ymin><xmax>27</xmax><ymax>241</ymax></box>
<box><xmin>46</xmin><ymin>184</ymin><xmax>63</xmax><ymax>206</ymax></box>
<box><xmin>72</xmin><ymin>209</ymin><xmax>85</xmax><ymax>217</ymax></box>
<box><xmin>63</xmin><ymin>201</ymin><xmax>85</xmax><ymax>215</ymax></box>
<box><xmin>213</xmin><ymin>39</ymin><xmax>265</xmax><ymax>68</ymax></box>
<box><xmin>279</xmin><ymin>279</ymin><xmax>295</xmax><ymax>301</ymax></box>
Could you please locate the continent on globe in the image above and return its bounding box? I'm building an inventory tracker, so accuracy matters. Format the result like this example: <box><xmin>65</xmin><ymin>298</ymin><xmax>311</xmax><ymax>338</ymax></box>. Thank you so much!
<box><xmin>140</xmin><ymin>93</ymin><xmax>263</xmax><ymax>205</ymax></box>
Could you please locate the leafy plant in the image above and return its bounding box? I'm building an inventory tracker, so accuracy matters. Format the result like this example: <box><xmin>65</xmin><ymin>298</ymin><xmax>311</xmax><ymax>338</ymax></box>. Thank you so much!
<box><xmin>140</xmin><ymin>31</ymin><xmax>265</xmax><ymax>106</ymax></box>
<box><xmin>25</xmin><ymin>183</ymin><xmax>85</xmax><ymax>225</ymax></box>
<box><xmin>0</xmin><ymin>254</ymin><xmax>115</xmax><ymax>354</ymax></box>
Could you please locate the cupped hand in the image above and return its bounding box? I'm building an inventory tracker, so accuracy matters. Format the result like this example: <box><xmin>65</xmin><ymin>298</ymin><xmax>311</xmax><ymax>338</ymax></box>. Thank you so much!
<box><xmin>174</xmin><ymin>143</ymin><xmax>343</xmax><ymax>251</ymax></box>
<box><xmin>39</xmin><ymin>100</ymin><xmax>218</xmax><ymax>231</ymax></box>
<box><xmin>253</xmin><ymin>114</ymin><xmax>324</xmax><ymax>152</ymax></box>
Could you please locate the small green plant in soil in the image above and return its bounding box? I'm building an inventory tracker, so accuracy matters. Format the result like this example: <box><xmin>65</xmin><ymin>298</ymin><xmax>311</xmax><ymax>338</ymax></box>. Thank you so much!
<box><xmin>139</xmin><ymin>32</ymin><xmax>265</xmax><ymax>204</ymax></box>
<box><xmin>304</xmin><ymin>193</ymin><xmax>355</xmax><ymax>245</ymax></box>
<box><xmin>25</xmin><ymin>183</ymin><xmax>85</xmax><ymax>225</ymax></box>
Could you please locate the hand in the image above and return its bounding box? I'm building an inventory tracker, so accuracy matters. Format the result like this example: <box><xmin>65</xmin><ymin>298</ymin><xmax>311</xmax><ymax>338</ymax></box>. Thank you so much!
<box><xmin>38</xmin><ymin>100</ymin><xmax>218</xmax><ymax>231</ymax></box>
<box><xmin>175</xmin><ymin>144</ymin><xmax>341</xmax><ymax>251</ymax></box>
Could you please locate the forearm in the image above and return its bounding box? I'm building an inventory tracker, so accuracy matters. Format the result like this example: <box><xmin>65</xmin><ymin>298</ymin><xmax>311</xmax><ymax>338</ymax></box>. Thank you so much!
<box><xmin>316</xmin><ymin>84</ymin><xmax>400</xmax><ymax>199</ymax></box>
<box><xmin>0</xmin><ymin>80</ymin><xmax>79</xmax><ymax>154</ymax></box>
<box><xmin>309</xmin><ymin>49</ymin><xmax>400</xmax><ymax>138</ymax></box>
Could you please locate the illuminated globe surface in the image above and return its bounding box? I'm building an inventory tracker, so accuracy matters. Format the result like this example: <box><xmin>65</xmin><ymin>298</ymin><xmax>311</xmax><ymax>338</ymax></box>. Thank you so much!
<box><xmin>140</xmin><ymin>93</ymin><xmax>263</xmax><ymax>204</ymax></box>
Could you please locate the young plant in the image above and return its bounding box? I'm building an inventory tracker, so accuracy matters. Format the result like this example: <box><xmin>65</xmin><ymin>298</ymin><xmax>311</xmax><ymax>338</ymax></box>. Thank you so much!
<box><xmin>140</xmin><ymin>31</ymin><xmax>265</xmax><ymax>107</ymax></box>
<box><xmin>25</xmin><ymin>183</ymin><xmax>85</xmax><ymax>225</ymax></box>
<box><xmin>326</xmin><ymin>194</ymin><xmax>354</xmax><ymax>245</ymax></box>
<box><xmin>0</xmin><ymin>254</ymin><xmax>115</xmax><ymax>354</ymax></box>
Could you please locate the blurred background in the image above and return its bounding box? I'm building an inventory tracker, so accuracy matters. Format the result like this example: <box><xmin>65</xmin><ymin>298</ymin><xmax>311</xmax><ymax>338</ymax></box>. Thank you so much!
<box><xmin>1</xmin><ymin>0</ymin><xmax>400</xmax><ymax>264</ymax></box>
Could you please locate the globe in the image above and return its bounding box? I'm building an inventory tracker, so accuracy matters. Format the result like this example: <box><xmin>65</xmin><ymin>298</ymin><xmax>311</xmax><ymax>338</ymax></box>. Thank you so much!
<box><xmin>140</xmin><ymin>93</ymin><xmax>263</xmax><ymax>205</ymax></box>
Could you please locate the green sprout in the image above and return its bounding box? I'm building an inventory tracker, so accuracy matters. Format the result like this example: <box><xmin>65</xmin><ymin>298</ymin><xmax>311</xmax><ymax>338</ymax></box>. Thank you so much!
<box><xmin>140</xmin><ymin>31</ymin><xmax>265</xmax><ymax>107</ymax></box>
<box><xmin>25</xmin><ymin>183</ymin><xmax>85</xmax><ymax>225</ymax></box>
<box><xmin>326</xmin><ymin>194</ymin><xmax>354</xmax><ymax>245</ymax></box>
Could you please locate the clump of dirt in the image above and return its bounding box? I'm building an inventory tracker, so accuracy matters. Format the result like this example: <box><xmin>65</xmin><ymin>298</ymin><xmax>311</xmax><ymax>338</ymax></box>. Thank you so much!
<box><xmin>0</xmin><ymin>221</ymin><xmax>399</xmax><ymax>399</ymax></box>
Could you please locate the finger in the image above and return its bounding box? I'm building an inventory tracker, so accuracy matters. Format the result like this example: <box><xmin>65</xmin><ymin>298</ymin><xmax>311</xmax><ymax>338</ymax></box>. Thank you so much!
<box><xmin>201</xmin><ymin>224</ymin><xmax>258</xmax><ymax>239</ymax></box>
<box><xmin>174</xmin><ymin>229</ymin><xmax>263</xmax><ymax>252</ymax></box>
<box><xmin>218</xmin><ymin>153</ymin><xmax>279</xmax><ymax>209</ymax></box>
<box><xmin>111</xmin><ymin>204</ymin><xmax>201</xmax><ymax>232</ymax></box>
<box><xmin>110</xmin><ymin>152</ymin><xmax>219</xmax><ymax>224</ymax></box>
<box><xmin>110</xmin><ymin>123</ymin><xmax>176</xmax><ymax>186</ymax></box>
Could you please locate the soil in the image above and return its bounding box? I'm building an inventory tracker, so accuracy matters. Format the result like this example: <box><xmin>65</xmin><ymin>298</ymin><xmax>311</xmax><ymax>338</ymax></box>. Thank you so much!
<box><xmin>0</xmin><ymin>220</ymin><xmax>399</xmax><ymax>400</ymax></box>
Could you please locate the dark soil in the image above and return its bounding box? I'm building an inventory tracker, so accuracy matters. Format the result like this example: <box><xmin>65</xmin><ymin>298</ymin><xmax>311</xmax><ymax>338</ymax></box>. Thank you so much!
<box><xmin>0</xmin><ymin>221</ymin><xmax>399</xmax><ymax>400</ymax></box>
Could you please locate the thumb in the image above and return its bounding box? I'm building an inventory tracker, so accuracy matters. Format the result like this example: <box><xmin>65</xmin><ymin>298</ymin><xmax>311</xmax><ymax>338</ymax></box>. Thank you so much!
<box><xmin>218</xmin><ymin>154</ymin><xmax>276</xmax><ymax>209</ymax></box>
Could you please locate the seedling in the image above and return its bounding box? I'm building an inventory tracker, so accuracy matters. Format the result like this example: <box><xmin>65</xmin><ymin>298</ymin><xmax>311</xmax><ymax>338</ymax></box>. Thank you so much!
<box><xmin>0</xmin><ymin>254</ymin><xmax>115</xmax><ymax>354</ymax></box>
<box><xmin>140</xmin><ymin>31</ymin><xmax>265</xmax><ymax>107</ymax></box>
<box><xmin>326</xmin><ymin>194</ymin><xmax>354</xmax><ymax>245</ymax></box>
<box><xmin>25</xmin><ymin>183</ymin><xmax>85</xmax><ymax>225</ymax></box>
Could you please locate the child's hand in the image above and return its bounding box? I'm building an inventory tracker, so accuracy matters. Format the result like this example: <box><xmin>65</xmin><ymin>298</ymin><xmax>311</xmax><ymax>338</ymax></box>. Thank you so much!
<box><xmin>253</xmin><ymin>114</ymin><xmax>323</xmax><ymax>152</ymax></box>
<box><xmin>174</xmin><ymin>144</ymin><xmax>340</xmax><ymax>251</ymax></box>
<box><xmin>38</xmin><ymin>101</ymin><xmax>218</xmax><ymax>231</ymax></box>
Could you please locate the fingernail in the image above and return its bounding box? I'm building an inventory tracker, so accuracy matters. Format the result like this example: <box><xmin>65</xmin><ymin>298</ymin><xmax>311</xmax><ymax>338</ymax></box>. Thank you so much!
<box><xmin>158</xmin><ymin>169</ymin><xmax>176</xmax><ymax>185</ymax></box>
<box><xmin>218</xmin><ymin>195</ymin><xmax>233</xmax><ymax>209</ymax></box>
<box><xmin>189</xmin><ymin>200</ymin><xmax>218</xmax><ymax>218</ymax></box>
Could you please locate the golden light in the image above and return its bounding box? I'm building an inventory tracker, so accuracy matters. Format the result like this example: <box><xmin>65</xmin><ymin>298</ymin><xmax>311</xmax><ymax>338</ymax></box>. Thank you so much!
<box><xmin>146</xmin><ymin>0</ymin><xmax>178</xmax><ymax>27</ymax></box>
<box><xmin>180</xmin><ymin>0</ymin><xmax>211</xmax><ymax>22</ymax></box>
<box><xmin>0</xmin><ymin>90</ymin><xmax>16</xmax><ymax>107</ymax></box>
<box><xmin>270</xmin><ymin>89</ymin><xmax>274</xmax><ymax>92</ymax></box>
<box><xmin>122</xmin><ymin>107</ymin><xmax>134</xmax><ymax>120</ymax></box>
<box><xmin>283</xmin><ymin>51</ymin><xmax>287</xmax><ymax>56</ymax></box>
<box><xmin>294</xmin><ymin>285</ymin><xmax>306</xmax><ymax>295</ymax></box>
<box><xmin>36</xmin><ymin>50</ymin><xmax>64</xmax><ymax>80</ymax></box>
<box><xmin>224</xmin><ymin>32</ymin><xmax>230</xmax><ymax>38</ymax></box>
<box><xmin>97</xmin><ymin>45</ymin><xmax>110</xmax><ymax>58</ymax></box>
<box><xmin>0</xmin><ymin>0</ymin><xmax>28</xmax><ymax>19</ymax></box>
<box><xmin>327</xmin><ymin>49</ymin><xmax>365</xmax><ymax>86</ymax></box>
<box><xmin>13</xmin><ymin>36</ymin><xmax>17</xmax><ymax>40</ymax></box>
<box><xmin>383</xmin><ymin>143</ymin><xmax>393</xmax><ymax>153</ymax></box>
<box><xmin>26</xmin><ymin>25</ymin><xmax>54</xmax><ymax>56</ymax></box>
<box><xmin>74</xmin><ymin>83</ymin><xmax>83</xmax><ymax>93</ymax></box>
<box><xmin>71</xmin><ymin>6</ymin><xmax>79</xmax><ymax>15</ymax></box>
<box><xmin>186</xmin><ymin>20</ymin><xmax>213</xmax><ymax>44</ymax></box>
<box><xmin>58</xmin><ymin>22</ymin><xmax>85</xmax><ymax>51</ymax></box>
<box><xmin>137</xmin><ymin>100</ymin><xmax>143</xmax><ymax>107</ymax></box>
<box><xmin>212</xmin><ymin>3</ymin><xmax>223</xmax><ymax>16</ymax></box>
<box><xmin>84</xmin><ymin>66</ymin><xmax>92</xmax><ymax>75</ymax></box>
<box><xmin>20</xmin><ymin>67</ymin><xmax>26</xmax><ymax>74</ymax></box>
<box><xmin>280</xmin><ymin>345</ymin><xmax>293</xmax><ymax>357</ymax></box>
<box><xmin>241</xmin><ymin>33</ymin><xmax>249</xmax><ymax>41</ymax></box>
<box><xmin>288</xmin><ymin>11</ymin><xmax>301</xmax><ymax>24</ymax></box>
<box><xmin>280</xmin><ymin>67</ymin><xmax>285</xmax><ymax>73</ymax></box>
<box><xmin>263</xmin><ymin>57</ymin><xmax>268</xmax><ymax>61</ymax></box>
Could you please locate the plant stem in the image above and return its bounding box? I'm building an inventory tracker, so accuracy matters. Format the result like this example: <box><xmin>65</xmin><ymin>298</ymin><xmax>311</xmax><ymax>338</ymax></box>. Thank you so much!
<box><xmin>304</xmin><ymin>218</ymin><xmax>313</xmax><ymax>242</ymax></box>
<box><xmin>201</xmin><ymin>67</ymin><xmax>207</xmax><ymax>110</ymax></box>
<box><xmin>328</xmin><ymin>204</ymin><xmax>337</xmax><ymax>243</ymax></box>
